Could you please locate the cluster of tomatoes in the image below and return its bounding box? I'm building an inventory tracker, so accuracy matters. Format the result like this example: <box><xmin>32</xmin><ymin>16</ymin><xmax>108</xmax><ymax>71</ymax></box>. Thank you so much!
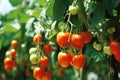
<box><xmin>3</xmin><ymin>40</ymin><xmax>18</xmax><ymax>72</ymax></box>
<box><xmin>57</xmin><ymin>31</ymin><xmax>92</xmax><ymax>69</ymax></box>
<box><xmin>29</xmin><ymin>34</ymin><xmax>53</xmax><ymax>80</ymax></box>
<box><xmin>110</xmin><ymin>40</ymin><xmax>120</xmax><ymax>62</ymax></box>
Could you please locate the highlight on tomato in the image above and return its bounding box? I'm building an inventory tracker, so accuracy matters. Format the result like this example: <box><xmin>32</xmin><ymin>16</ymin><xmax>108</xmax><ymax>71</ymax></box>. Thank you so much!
<box><xmin>33</xmin><ymin>34</ymin><xmax>42</xmax><ymax>44</ymax></box>
<box><xmin>58</xmin><ymin>52</ymin><xmax>72</xmax><ymax>68</ymax></box>
<box><xmin>70</xmin><ymin>34</ymin><xmax>85</xmax><ymax>49</ymax></box>
<box><xmin>57</xmin><ymin>32</ymin><xmax>71</xmax><ymax>48</ymax></box>
<box><xmin>71</xmin><ymin>54</ymin><xmax>86</xmax><ymax>69</ymax></box>
<box><xmin>11</xmin><ymin>40</ymin><xmax>18</xmax><ymax>48</ymax></box>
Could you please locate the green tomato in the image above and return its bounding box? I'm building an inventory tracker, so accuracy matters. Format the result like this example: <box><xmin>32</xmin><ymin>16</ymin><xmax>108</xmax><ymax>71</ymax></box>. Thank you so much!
<box><xmin>68</xmin><ymin>5</ymin><xmax>78</xmax><ymax>15</ymax></box>
<box><xmin>93</xmin><ymin>42</ymin><xmax>102</xmax><ymax>51</ymax></box>
<box><xmin>5</xmin><ymin>51</ymin><xmax>10</xmax><ymax>57</ymax></box>
<box><xmin>30</xmin><ymin>54</ymin><xmax>38</xmax><ymax>64</ymax></box>
<box><xmin>29</xmin><ymin>47</ymin><xmax>37</xmax><ymax>55</ymax></box>
<box><xmin>107</xmin><ymin>27</ymin><xmax>116</xmax><ymax>34</ymax></box>
<box><xmin>103</xmin><ymin>46</ymin><xmax>112</xmax><ymax>56</ymax></box>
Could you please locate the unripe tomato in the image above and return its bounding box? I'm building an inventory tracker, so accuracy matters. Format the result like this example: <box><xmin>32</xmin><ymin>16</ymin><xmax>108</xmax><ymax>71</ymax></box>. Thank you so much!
<box><xmin>110</xmin><ymin>40</ymin><xmax>120</xmax><ymax>55</ymax></box>
<box><xmin>93</xmin><ymin>42</ymin><xmax>102</xmax><ymax>51</ymax></box>
<box><xmin>29</xmin><ymin>47</ymin><xmax>37</xmax><ymax>55</ymax></box>
<box><xmin>70</xmin><ymin>34</ymin><xmax>84</xmax><ymax>49</ymax></box>
<box><xmin>11</xmin><ymin>40</ymin><xmax>18</xmax><ymax>48</ymax></box>
<box><xmin>69</xmin><ymin>5</ymin><xmax>78</xmax><ymax>15</ymax></box>
<box><xmin>39</xmin><ymin>56</ymin><xmax>49</xmax><ymax>68</ymax></box>
<box><xmin>107</xmin><ymin>27</ymin><xmax>116</xmax><ymax>34</ymax></box>
<box><xmin>5</xmin><ymin>51</ymin><xmax>10</xmax><ymax>57</ymax></box>
<box><xmin>4</xmin><ymin>58</ymin><xmax>13</xmax><ymax>65</ymax></box>
<box><xmin>58</xmin><ymin>52</ymin><xmax>72</xmax><ymax>68</ymax></box>
<box><xmin>103</xmin><ymin>46</ymin><xmax>112</xmax><ymax>56</ymax></box>
<box><xmin>57</xmin><ymin>32</ymin><xmax>71</xmax><ymax>48</ymax></box>
<box><xmin>71</xmin><ymin>54</ymin><xmax>86</xmax><ymax>69</ymax></box>
<box><xmin>81</xmin><ymin>31</ymin><xmax>92</xmax><ymax>43</ymax></box>
<box><xmin>33</xmin><ymin>34</ymin><xmax>42</xmax><ymax>44</ymax></box>
<box><xmin>30</xmin><ymin>54</ymin><xmax>38</xmax><ymax>64</ymax></box>
<box><xmin>33</xmin><ymin>67</ymin><xmax>44</xmax><ymax>80</ymax></box>
<box><xmin>42</xmin><ymin>44</ymin><xmax>53</xmax><ymax>54</ymax></box>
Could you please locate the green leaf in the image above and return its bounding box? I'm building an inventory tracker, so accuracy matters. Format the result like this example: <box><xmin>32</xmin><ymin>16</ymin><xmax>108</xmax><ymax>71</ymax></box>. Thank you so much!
<box><xmin>6</xmin><ymin>9</ymin><xmax>20</xmax><ymax>20</ymax></box>
<box><xmin>32</xmin><ymin>8</ymin><xmax>42</xmax><ymax>18</ymax></box>
<box><xmin>91</xmin><ymin>4</ymin><xmax>105</xmax><ymax>27</ymax></box>
<box><xmin>18</xmin><ymin>13</ymin><xmax>30</xmax><ymax>23</ymax></box>
<box><xmin>35</xmin><ymin>0</ymin><xmax>48</xmax><ymax>7</ymax></box>
<box><xmin>1</xmin><ymin>24</ymin><xmax>19</xmax><ymax>33</ymax></box>
<box><xmin>53</xmin><ymin>0</ymin><xmax>70</xmax><ymax>20</ymax></box>
<box><xmin>46</xmin><ymin>0</ymin><xmax>55</xmax><ymax>17</ymax></box>
<box><xmin>9</xmin><ymin>0</ymin><xmax>22</xmax><ymax>6</ymax></box>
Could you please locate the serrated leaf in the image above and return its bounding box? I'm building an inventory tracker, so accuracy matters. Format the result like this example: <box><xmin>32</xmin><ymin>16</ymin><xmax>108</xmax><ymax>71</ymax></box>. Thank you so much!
<box><xmin>9</xmin><ymin>0</ymin><xmax>22</xmax><ymax>6</ymax></box>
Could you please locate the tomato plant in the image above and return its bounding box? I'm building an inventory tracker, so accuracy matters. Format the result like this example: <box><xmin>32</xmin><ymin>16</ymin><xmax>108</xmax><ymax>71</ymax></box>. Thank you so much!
<box><xmin>0</xmin><ymin>0</ymin><xmax>120</xmax><ymax>80</ymax></box>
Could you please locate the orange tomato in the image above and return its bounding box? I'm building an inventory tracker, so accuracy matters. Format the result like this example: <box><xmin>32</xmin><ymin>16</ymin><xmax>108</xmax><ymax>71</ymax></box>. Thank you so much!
<box><xmin>11</xmin><ymin>40</ymin><xmax>18</xmax><ymax>48</ymax></box>
<box><xmin>33</xmin><ymin>34</ymin><xmax>42</xmax><ymax>44</ymax></box>
<box><xmin>71</xmin><ymin>54</ymin><xmax>86</xmax><ymax>69</ymax></box>
<box><xmin>57</xmin><ymin>32</ymin><xmax>70</xmax><ymax>48</ymax></box>
<box><xmin>58</xmin><ymin>52</ymin><xmax>72</xmax><ymax>68</ymax></box>
<box><xmin>81</xmin><ymin>31</ymin><xmax>92</xmax><ymax>43</ymax></box>
<box><xmin>39</xmin><ymin>56</ymin><xmax>49</xmax><ymax>68</ymax></box>
<box><xmin>33</xmin><ymin>67</ymin><xmax>44</xmax><ymax>80</ymax></box>
<box><xmin>10</xmin><ymin>49</ymin><xmax>17</xmax><ymax>57</ymax></box>
<box><xmin>70</xmin><ymin>34</ymin><xmax>84</xmax><ymax>49</ymax></box>
<box><xmin>42</xmin><ymin>44</ymin><xmax>53</xmax><ymax>54</ymax></box>
<box><xmin>4</xmin><ymin>65</ymin><xmax>11</xmax><ymax>72</ymax></box>
<box><xmin>42</xmin><ymin>70</ymin><xmax>52</xmax><ymax>80</ymax></box>
<box><xmin>4</xmin><ymin>58</ymin><xmax>13</xmax><ymax>65</ymax></box>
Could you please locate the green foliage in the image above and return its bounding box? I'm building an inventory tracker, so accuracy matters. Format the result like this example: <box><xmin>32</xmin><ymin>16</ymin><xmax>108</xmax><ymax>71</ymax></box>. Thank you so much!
<box><xmin>0</xmin><ymin>0</ymin><xmax>120</xmax><ymax>80</ymax></box>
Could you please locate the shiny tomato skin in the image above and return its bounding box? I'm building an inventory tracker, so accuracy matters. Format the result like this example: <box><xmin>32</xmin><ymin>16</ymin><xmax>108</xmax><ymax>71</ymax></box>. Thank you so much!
<box><xmin>110</xmin><ymin>40</ymin><xmax>120</xmax><ymax>55</ymax></box>
<box><xmin>71</xmin><ymin>54</ymin><xmax>86</xmax><ymax>69</ymax></box>
<box><xmin>4</xmin><ymin>65</ymin><xmax>11</xmax><ymax>72</ymax></box>
<box><xmin>58</xmin><ymin>52</ymin><xmax>72</xmax><ymax>68</ymax></box>
<box><xmin>70</xmin><ymin>34</ymin><xmax>84</xmax><ymax>49</ymax></box>
<box><xmin>39</xmin><ymin>56</ymin><xmax>49</xmax><ymax>68</ymax></box>
<box><xmin>4</xmin><ymin>58</ymin><xmax>13</xmax><ymax>65</ymax></box>
<box><xmin>11</xmin><ymin>40</ymin><xmax>18</xmax><ymax>48</ymax></box>
<box><xmin>57</xmin><ymin>32</ymin><xmax>70</xmax><ymax>48</ymax></box>
<box><xmin>33</xmin><ymin>34</ymin><xmax>42</xmax><ymax>44</ymax></box>
<box><xmin>42</xmin><ymin>44</ymin><xmax>53</xmax><ymax>54</ymax></box>
<box><xmin>10</xmin><ymin>49</ymin><xmax>17</xmax><ymax>57</ymax></box>
<box><xmin>81</xmin><ymin>31</ymin><xmax>92</xmax><ymax>43</ymax></box>
<box><xmin>33</xmin><ymin>67</ymin><xmax>44</xmax><ymax>80</ymax></box>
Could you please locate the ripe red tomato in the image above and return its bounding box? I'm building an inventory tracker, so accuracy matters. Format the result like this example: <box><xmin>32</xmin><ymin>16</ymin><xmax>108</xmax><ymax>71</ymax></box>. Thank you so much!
<box><xmin>57</xmin><ymin>32</ymin><xmax>70</xmax><ymax>48</ymax></box>
<box><xmin>115</xmin><ymin>54</ymin><xmax>120</xmax><ymax>62</ymax></box>
<box><xmin>42</xmin><ymin>44</ymin><xmax>53</xmax><ymax>54</ymax></box>
<box><xmin>4</xmin><ymin>58</ymin><xmax>13</xmax><ymax>65</ymax></box>
<box><xmin>70</xmin><ymin>34</ymin><xmax>84</xmax><ymax>49</ymax></box>
<box><xmin>39</xmin><ymin>56</ymin><xmax>49</xmax><ymax>68</ymax></box>
<box><xmin>10</xmin><ymin>49</ymin><xmax>17</xmax><ymax>57</ymax></box>
<box><xmin>42</xmin><ymin>70</ymin><xmax>52</xmax><ymax>80</ymax></box>
<box><xmin>33</xmin><ymin>67</ymin><xmax>44</xmax><ymax>80</ymax></box>
<box><xmin>11</xmin><ymin>40</ymin><xmax>18</xmax><ymax>48</ymax></box>
<box><xmin>4</xmin><ymin>65</ymin><xmax>11</xmax><ymax>72</ymax></box>
<box><xmin>33</xmin><ymin>34</ymin><xmax>42</xmax><ymax>44</ymax></box>
<box><xmin>58</xmin><ymin>52</ymin><xmax>72</xmax><ymax>68</ymax></box>
<box><xmin>12</xmin><ymin>60</ymin><xmax>17</xmax><ymax>68</ymax></box>
<box><xmin>110</xmin><ymin>40</ymin><xmax>120</xmax><ymax>55</ymax></box>
<box><xmin>81</xmin><ymin>31</ymin><xmax>92</xmax><ymax>43</ymax></box>
<box><xmin>71</xmin><ymin>54</ymin><xmax>86</xmax><ymax>69</ymax></box>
